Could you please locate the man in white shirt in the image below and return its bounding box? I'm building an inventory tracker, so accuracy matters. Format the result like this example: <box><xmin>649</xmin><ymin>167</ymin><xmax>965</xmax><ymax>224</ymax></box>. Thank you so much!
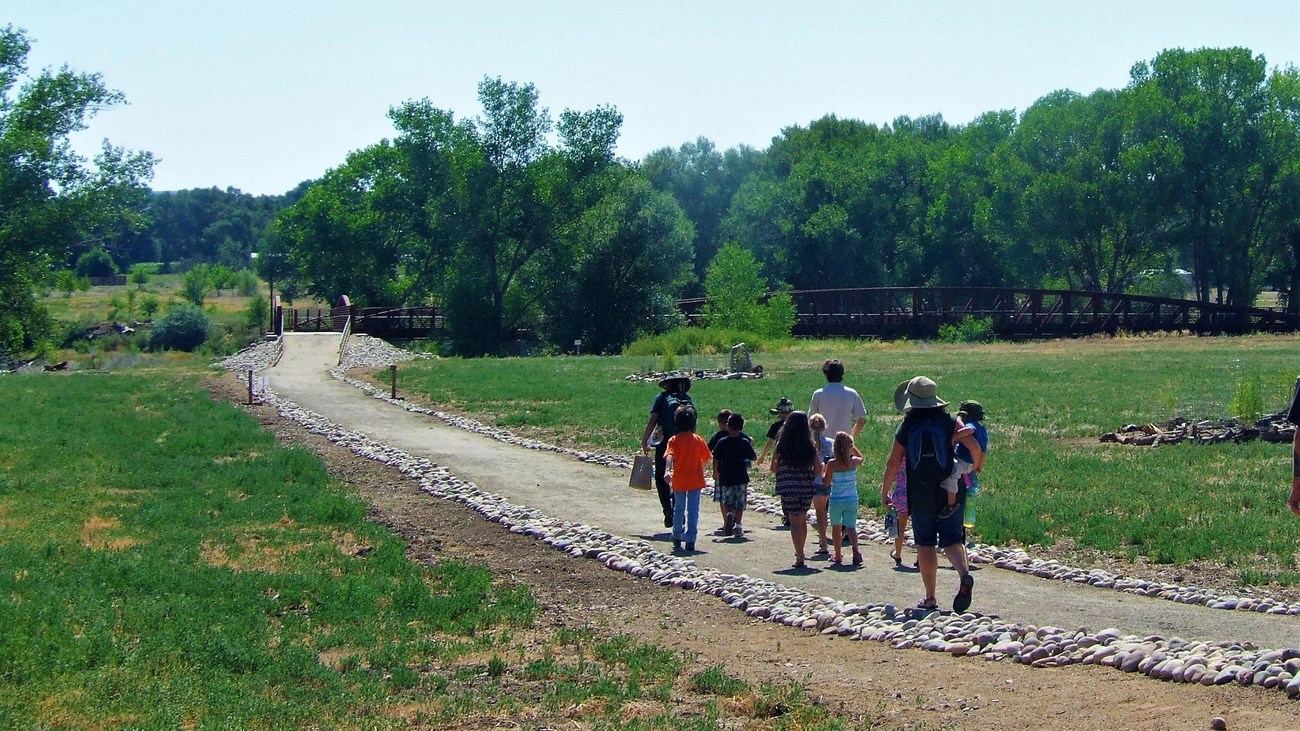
<box><xmin>809</xmin><ymin>359</ymin><xmax>867</xmax><ymax>438</ymax></box>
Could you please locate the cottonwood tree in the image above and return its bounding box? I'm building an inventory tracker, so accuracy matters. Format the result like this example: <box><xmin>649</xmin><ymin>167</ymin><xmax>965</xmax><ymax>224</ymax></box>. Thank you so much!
<box><xmin>1130</xmin><ymin>48</ymin><xmax>1282</xmax><ymax>306</ymax></box>
<box><xmin>640</xmin><ymin>137</ymin><xmax>762</xmax><ymax>292</ymax></box>
<box><xmin>280</xmin><ymin>77</ymin><xmax>693</xmax><ymax>355</ymax></box>
<box><xmin>702</xmin><ymin>243</ymin><xmax>795</xmax><ymax>338</ymax></box>
<box><xmin>0</xmin><ymin>25</ymin><xmax>154</xmax><ymax>358</ymax></box>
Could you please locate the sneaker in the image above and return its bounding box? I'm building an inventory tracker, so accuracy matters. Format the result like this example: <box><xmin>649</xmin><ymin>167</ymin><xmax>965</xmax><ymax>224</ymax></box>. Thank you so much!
<box><xmin>937</xmin><ymin>503</ymin><xmax>959</xmax><ymax>520</ymax></box>
<box><xmin>953</xmin><ymin>573</ymin><xmax>975</xmax><ymax>613</ymax></box>
<box><xmin>781</xmin><ymin>514</ymin><xmax>791</xmax><ymax>527</ymax></box>
<box><xmin>685</xmin><ymin>542</ymin><xmax>695</xmax><ymax>552</ymax></box>
<box><xmin>732</xmin><ymin>523</ymin><xmax>744</xmax><ymax>539</ymax></box>
<box><xmin>672</xmin><ymin>540</ymin><xmax>682</xmax><ymax>551</ymax></box>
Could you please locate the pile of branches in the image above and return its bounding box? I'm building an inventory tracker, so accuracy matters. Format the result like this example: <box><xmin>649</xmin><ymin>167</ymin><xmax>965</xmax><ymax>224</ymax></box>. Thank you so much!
<box><xmin>1100</xmin><ymin>413</ymin><xmax>1295</xmax><ymax>446</ymax></box>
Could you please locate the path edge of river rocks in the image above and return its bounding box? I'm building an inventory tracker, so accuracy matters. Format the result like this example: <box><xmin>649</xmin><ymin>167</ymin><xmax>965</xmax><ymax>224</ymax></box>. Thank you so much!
<box><xmin>217</xmin><ymin>335</ymin><xmax>1300</xmax><ymax>699</ymax></box>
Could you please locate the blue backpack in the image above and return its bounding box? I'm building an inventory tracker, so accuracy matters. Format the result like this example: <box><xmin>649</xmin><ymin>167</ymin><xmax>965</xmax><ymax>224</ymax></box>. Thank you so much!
<box><xmin>906</xmin><ymin>415</ymin><xmax>954</xmax><ymax>488</ymax></box>
<box><xmin>660</xmin><ymin>391</ymin><xmax>694</xmax><ymax>436</ymax></box>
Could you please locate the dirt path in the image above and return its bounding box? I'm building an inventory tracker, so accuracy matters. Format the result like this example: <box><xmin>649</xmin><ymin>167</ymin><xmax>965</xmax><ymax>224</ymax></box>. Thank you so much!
<box><xmin>209</xmin><ymin>333</ymin><xmax>1300</xmax><ymax>729</ymax></box>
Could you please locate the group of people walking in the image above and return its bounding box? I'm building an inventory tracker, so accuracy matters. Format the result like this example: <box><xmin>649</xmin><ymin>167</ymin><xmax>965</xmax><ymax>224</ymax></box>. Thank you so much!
<box><xmin>641</xmin><ymin>359</ymin><xmax>987</xmax><ymax>614</ymax></box>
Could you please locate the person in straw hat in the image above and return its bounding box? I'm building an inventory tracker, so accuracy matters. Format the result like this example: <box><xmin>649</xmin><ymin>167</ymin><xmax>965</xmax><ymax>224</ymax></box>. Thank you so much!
<box><xmin>642</xmin><ymin>372</ymin><xmax>694</xmax><ymax>528</ymax></box>
<box><xmin>882</xmin><ymin>376</ymin><xmax>983</xmax><ymax>614</ymax></box>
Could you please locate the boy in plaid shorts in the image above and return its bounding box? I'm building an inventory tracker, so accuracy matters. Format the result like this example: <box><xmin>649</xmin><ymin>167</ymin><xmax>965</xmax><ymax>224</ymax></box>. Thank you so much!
<box><xmin>711</xmin><ymin>412</ymin><xmax>757</xmax><ymax>538</ymax></box>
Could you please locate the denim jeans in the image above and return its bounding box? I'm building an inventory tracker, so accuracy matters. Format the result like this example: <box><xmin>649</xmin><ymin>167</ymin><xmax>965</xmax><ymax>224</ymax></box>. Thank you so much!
<box><xmin>672</xmin><ymin>488</ymin><xmax>701</xmax><ymax>543</ymax></box>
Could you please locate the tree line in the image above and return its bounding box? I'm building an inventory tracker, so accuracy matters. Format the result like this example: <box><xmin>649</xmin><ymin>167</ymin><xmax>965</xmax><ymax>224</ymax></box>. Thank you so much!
<box><xmin>3</xmin><ymin>21</ymin><xmax>1298</xmax><ymax>360</ymax></box>
<box><xmin>277</xmin><ymin>47</ymin><xmax>1298</xmax><ymax>354</ymax></box>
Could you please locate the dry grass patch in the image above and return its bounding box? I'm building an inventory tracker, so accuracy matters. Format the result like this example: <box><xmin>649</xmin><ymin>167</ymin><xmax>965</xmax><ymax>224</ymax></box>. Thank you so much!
<box><xmin>200</xmin><ymin>532</ymin><xmax>309</xmax><ymax>573</ymax></box>
<box><xmin>332</xmin><ymin>530</ymin><xmax>372</xmax><ymax>557</ymax></box>
<box><xmin>317</xmin><ymin>646</ymin><xmax>365</xmax><ymax>671</ymax></box>
<box><xmin>213</xmin><ymin>450</ymin><xmax>264</xmax><ymax>464</ymax></box>
<box><xmin>79</xmin><ymin>515</ymin><xmax>141</xmax><ymax>551</ymax></box>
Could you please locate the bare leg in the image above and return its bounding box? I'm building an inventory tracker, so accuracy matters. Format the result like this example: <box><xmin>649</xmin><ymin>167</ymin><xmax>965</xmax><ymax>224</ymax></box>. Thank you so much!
<box><xmin>788</xmin><ymin>513</ymin><xmax>808</xmax><ymax>565</ymax></box>
<box><xmin>942</xmin><ymin>541</ymin><xmax>969</xmax><ymax>577</ymax></box>
<box><xmin>917</xmin><ymin>545</ymin><xmax>939</xmax><ymax>604</ymax></box>
<box><xmin>893</xmin><ymin>512</ymin><xmax>910</xmax><ymax>564</ymax></box>
<box><xmin>831</xmin><ymin>524</ymin><xmax>843</xmax><ymax>561</ymax></box>
<box><xmin>813</xmin><ymin>495</ymin><xmax>829</xmax><ymax>550</ymax></box>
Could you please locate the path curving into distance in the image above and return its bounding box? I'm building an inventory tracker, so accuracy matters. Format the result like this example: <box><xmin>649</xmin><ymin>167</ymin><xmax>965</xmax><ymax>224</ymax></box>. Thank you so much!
<box><xmin>233</xmin><ymin>332</ymin><xmax>1300</xmax><ymax>695</ymax></box>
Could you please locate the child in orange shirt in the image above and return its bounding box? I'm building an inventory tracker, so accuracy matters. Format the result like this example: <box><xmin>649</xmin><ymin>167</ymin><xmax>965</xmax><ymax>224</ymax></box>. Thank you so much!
<box><xmin>665</xmin><ymin>407</ymin><xmax>711</xmax><ymax>553</ymax></box>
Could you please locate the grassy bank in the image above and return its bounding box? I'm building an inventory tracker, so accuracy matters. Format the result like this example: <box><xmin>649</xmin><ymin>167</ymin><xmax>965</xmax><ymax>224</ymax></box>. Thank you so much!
<box><xmin>384</xmin><ymin>333</ymin><xmax>1300</xmax><ymax>578</ymax></box>
<box><xmin>0</xmin><ymin>374</ymin><xmax>871</xmax><ymax>729</ymax></box>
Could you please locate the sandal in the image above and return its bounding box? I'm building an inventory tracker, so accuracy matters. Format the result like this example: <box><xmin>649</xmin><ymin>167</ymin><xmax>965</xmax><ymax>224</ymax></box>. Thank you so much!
<box><xmin>889</xmin><ymin>551</ymin><xmax>902</xmax><ymax>567</ymax></box>
<box><xmin>830</xmin><ymin>556</ymin><xmax>842</xmax><ymax>565</ymax></box>
<box><xmin>792</xmin><ymin>560</ymin><xmax>806</xmax><ymax>569</ymax></box>
<box><xmin>813</xmin><ymin>547</ymin><xmax>830</xmax><ymax>556</ymax></box>
<box><xmin>915</xmin><ymin>598</ymin><xmax>938</xmax><ymax>613</ymax></box>
<box><xmin>852</xmin><ymin>550</ymin><xmax>863</xmax><ymax>566</ymax></box>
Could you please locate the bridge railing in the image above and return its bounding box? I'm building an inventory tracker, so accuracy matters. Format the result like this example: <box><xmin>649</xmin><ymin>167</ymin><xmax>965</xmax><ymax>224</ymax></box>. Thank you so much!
<box><xmin>679</xmin><ymin>287</ymin><xmax>1300</xmax><ymax>338</ymax></box>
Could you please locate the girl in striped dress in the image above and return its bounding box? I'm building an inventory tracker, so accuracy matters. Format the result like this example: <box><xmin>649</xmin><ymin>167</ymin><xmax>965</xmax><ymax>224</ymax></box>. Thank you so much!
<box><xmin>769</xmin><ymin>411</ymin><xmax>821</xmax><ymax>569</ymax></box>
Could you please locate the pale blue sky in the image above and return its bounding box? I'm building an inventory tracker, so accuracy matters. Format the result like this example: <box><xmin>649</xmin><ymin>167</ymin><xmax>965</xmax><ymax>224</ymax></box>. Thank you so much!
<box><xmin>9</xmin><ymin>1</ymin><xmax>1299</xmax><ymax>195</ymax></box>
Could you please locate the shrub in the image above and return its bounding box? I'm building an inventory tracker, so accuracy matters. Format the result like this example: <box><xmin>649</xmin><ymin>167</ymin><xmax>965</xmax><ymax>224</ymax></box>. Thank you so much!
<box><xmin>701</xmin><ymin>244</ymin><xmax>795</xmax><ymax>339</ymax></box>
<box><xmin>128</xmin><ymin>264</ymin><xmax>152</xmax><ymax>287</ymax></box>
<box><xmin>1230</xmin><ymin>370</ymin><xmax>1264</xmax><ymax>425</ymax></box>
<box><xmin>181</xmin><ymin>265</ymin><xmax>212</xmax><ymax>306</ymax></box>
<box><xmin>140</xmin><ymin>293</ymin><xmax>161</xmax><ymax>321</ymax></box>
<box><xmin>148</xmin><ymin>304</ymin><xmax>211</xmax><ymax>352</ymax></box>
<box><xmin>54</xmin><ymin>269</ymin><xmax>90</xmax><ymax>296</ymax></box>
<box><xmin>236</xmin><ymin>269</ymin><xmax>260</xmax><ymax>297</ymax></box>
<box><xmin>245</xmin><ymin>294</ymin><xmax>268</xmax><ymax>331</ymax></box>
<box><xmin>209</xmin><ymin>264</ymin><xmax>239</xmax><ymax>294</ymax></box>
<box><xmin>624</xmin><ymin>326</ymin><xmax>781</xmax><ymax>356</ymax></box>
<box><xmin>74</xmin><ymin>248</ymin><xmax>118</xmax><ymax>278</ymax></box>
<box><xmin>107</xmin><ymin>294</ymin><xmax>127</xmax><ymax>321</ymax></box>
<box><xmin>937</xmin><ymin>315</ymin><xmax>995</xmax><ymax>344</ymax></box>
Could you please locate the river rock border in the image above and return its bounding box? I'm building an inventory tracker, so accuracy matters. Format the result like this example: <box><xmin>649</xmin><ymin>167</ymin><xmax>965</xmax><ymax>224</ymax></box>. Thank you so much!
<box><xmin>219</xmin><ymin>337</ymin><xmax>1300</xmax><ymax>698</ymax></box>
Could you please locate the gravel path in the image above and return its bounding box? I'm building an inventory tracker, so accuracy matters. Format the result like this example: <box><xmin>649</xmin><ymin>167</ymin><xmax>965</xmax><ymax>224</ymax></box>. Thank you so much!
<box><xmin>220</xmin><ymin>333</ymin><xmax>1300</xmax><ymax>699</ymax></box>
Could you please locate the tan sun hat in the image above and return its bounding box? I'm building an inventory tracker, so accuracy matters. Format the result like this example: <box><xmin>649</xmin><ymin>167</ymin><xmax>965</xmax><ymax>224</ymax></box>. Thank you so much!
<box><xmin>657</xmin><ymin>371</ymin><xmax>692</xmax><ymax>390</ymax></box>
<box><xmin>769</xmin><ymin>396</ymin><xmax>795</xmax><ymax>414</ymax></box>
<box><xmin>894</xmin><ymin>375</ymin><xmax>947</xmax><ymax>411</ymax></box>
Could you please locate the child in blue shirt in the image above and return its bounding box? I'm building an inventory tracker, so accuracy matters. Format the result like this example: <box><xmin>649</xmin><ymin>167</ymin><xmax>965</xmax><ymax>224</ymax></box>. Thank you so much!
<box><xmin>822</xmin><ymin>431</ymin><xmax>864</xmax><ymax>565</ymax></box>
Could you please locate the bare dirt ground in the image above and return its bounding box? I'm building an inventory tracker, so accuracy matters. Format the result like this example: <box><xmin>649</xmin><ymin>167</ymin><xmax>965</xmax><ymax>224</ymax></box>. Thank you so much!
<box><xmin>207</xmin><ymin>373</ymin><xmax>1300</xmax><ymax>730</ymax></box>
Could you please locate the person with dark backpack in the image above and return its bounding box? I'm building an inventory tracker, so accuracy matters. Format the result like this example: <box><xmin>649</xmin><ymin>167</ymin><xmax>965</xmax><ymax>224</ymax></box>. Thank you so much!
<box><xmin>641</xmin><ymin>372</ymin><xmax>695</xmax><ymax>528</ymax></box>
<box><xmin>882</xmin><ymin>376</ymin><xmax>984</xmax><ymax>614</ymax></box>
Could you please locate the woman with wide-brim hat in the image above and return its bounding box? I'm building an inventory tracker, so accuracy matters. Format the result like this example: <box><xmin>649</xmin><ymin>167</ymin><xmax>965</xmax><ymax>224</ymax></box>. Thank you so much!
<box><xmin>882</xmin><ymin>375</ymin><xmax>983</xmax><ymax>614</ymax></box>
<box><xmin>641</xmin><ymin>372</ymin><xmax>694</xmax><ymax>528</ymax></box>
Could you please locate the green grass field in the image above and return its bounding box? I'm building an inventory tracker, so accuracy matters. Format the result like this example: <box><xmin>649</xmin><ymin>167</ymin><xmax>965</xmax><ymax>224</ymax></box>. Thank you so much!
<box><xmin>0</xmin><ymin>373</ymin><xmax>872</xmax><ymax>729</ymax></box>
<box><xmin>383</xmin><ymin>333</ymin><xmax>1300</xmax><ymax>580</ymax></box>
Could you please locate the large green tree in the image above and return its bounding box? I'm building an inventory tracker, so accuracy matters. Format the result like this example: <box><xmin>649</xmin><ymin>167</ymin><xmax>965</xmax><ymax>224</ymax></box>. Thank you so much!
<box><xmin>0</xmin><ymin>25</ymin><xmax>154</xmax><ymax>359</ymax></box>
<box><xmin>639</xmin><ymin>137</ymin><xmax>762</xmax><ymax>292</ymax></box>
<box><xmin>1002</xmin><ymin>88</ymin><xmax>1174</xmax><ymax>292</ymax></box>
<box><xmin>543</xmin><ymin>173</ymin><xmax>694</xmax><ymax>352</ymax></box>
<box><xmin>1129</xmin><ymin>48</ymin><xmax>1282</xmax><ymax>306</ymax></box>
<box><xmin>280</xmin><ymin>77</ymin><xmax>692</xmax><ymax>355</ymax></box>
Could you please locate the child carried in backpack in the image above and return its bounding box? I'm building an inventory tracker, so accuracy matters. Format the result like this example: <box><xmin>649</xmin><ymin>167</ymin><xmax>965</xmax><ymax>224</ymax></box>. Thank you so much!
<box><xmin>936</xmin><ymin>415</ymin><xmax>982</xmax><ymax>519</ymax></box>
<box><xmin>955</xmin><ymin>400</ymin><xmax>989</xmax><ymax>529</ymax></box>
